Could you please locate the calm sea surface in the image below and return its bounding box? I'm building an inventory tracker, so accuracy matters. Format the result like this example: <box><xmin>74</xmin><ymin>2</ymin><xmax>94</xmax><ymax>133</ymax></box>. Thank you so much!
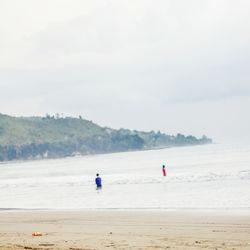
<box><xmin>0</xmin><ymin>143</ymin><xmax>249</xmax><ymax>211</ymax></box>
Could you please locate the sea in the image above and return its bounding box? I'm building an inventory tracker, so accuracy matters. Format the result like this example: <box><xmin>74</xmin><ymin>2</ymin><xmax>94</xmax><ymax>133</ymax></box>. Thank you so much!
<box><xmin>0</xmin><ymin>143</ymin><xmax>249</xmax><ymax>211</ymax></box>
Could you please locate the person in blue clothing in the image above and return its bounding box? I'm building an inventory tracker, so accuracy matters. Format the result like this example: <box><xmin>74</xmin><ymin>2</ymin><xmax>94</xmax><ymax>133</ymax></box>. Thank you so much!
<box><xmin>95</xmin><ymin>173</ymin><xmax>102</xmax><ymax>189</ymax></box>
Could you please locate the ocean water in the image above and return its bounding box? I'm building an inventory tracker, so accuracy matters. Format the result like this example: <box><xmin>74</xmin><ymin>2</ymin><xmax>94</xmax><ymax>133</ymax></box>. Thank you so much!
<box><xmin>0</xmin><ymin>143</ymin><xmax>249</xmax><ymax>210</ymax></box>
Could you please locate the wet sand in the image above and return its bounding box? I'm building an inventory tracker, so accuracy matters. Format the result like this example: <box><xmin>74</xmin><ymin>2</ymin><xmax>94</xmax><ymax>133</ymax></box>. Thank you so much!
<box><xmin>0</xmin><ymin>210</ymin><xmax>249</xmax><ymax>249</ymax></box>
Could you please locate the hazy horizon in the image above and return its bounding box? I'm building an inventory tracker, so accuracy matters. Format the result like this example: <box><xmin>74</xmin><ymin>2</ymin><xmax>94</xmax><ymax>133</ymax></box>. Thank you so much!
<box><xmin>1</xmin><ymin>0</ymin><xmax>250</xmax><ymax>143</ymax></box>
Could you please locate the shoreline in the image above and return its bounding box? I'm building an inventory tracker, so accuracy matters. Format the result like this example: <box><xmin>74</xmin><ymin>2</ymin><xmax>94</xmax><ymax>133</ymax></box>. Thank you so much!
<box><xmin>1</xmin><ymin>207</ymin><xmax>250</xmax><ymax>214</ymax></box>
<box><xmin>0</xmin><ymin>210</ymin><xmax>249</xmax><ymax>249</ymax></box>
<box><xmin>0</xmin><ymin>142</ymin><xmax>213</xmax><ymax>165</ymax></box>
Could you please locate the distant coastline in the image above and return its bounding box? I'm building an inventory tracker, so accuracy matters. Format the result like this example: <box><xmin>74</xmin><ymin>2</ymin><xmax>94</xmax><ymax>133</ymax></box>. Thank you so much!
<box><xmin>0</xmin><ymin>113</ymin><xmax>212</xmax><ymax>162</ymax></box>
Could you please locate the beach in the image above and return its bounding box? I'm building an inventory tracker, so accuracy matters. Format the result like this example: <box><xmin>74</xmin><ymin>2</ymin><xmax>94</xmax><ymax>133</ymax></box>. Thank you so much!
<box><xmin>0</xmin><ymin>144</ymin><xmax>249</xmax><ymax>249</ymax></box>
<box><xmin>0</xmin><ymin>210</ymin><xmax>249</xmax><ymax>250</ymax></box>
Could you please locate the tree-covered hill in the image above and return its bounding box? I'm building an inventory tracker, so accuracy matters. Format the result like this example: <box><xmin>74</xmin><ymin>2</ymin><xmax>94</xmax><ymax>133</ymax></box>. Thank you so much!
<box><xmin>0</xmin><ymin>113</ymin><xmax>212</xmax><ymax>161</ymax></box>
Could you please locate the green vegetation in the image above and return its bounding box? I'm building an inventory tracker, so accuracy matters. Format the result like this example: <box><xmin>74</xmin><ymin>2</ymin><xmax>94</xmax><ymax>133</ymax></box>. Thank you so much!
<box><xmin>0</xmin><ymin>113</ymin><xmax>212</xmax><ymax>161</ymax></box>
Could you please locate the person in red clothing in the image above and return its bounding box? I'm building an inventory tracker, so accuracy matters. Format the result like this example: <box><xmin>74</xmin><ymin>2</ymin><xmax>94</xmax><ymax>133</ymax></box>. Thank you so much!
<box><xmin>162</xmin><ymin>165</ymin><xmax>167</xmax><ymax>176</ymax></box>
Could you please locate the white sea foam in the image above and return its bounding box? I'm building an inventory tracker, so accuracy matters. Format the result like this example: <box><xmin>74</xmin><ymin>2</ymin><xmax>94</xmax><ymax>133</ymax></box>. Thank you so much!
<box><xmin>0</xmin><ymin>143</ymin><xmax>249</xmax><ymax>210</ymax></box>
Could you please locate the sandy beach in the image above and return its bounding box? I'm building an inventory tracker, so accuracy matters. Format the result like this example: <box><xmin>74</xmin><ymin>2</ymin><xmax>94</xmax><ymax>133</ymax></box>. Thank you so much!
<box><xmin>0</xmin><ymin>210</ymin><xmax>249</xmax><ymax>250</ymax></box>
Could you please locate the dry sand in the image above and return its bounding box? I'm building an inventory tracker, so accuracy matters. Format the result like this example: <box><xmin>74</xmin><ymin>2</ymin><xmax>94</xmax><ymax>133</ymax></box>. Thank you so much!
<box><xmin>0</xmin><ymin>210</ymin><xmax>249</xmax><ymax>249</ymax></box>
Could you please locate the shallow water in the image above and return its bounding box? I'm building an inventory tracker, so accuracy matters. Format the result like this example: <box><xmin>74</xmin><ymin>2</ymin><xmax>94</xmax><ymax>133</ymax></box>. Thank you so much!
<box><xmin>0</xmin><ymin>143</ymin><xmax>249</xmax><ymax>210</ymax></box>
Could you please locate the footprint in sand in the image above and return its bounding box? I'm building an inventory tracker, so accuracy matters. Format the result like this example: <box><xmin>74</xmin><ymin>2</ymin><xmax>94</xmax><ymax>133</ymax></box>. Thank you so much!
<box><xmin>39</xmin><ymin>243</ymin><xmax>55</xmax><ymax>246</ymax></box>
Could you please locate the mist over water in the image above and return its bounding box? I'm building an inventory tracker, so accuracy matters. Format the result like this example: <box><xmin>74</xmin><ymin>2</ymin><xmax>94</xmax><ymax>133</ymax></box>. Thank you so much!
<box><xmin>0</xmin><ymin>143</ymin><xmax>249</xmax><ymax>210</ymax></box>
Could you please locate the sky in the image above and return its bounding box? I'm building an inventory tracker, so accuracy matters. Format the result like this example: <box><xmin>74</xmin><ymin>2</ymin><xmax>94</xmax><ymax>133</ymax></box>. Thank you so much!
<box><xmin>0</xmin><ymin>0</ymin><xmax>250</xmax><ymax>143</ymax></box>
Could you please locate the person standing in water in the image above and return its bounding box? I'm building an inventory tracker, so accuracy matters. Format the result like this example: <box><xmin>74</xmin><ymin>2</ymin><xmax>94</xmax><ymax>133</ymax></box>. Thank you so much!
<box><xmin>95</xmin><ymin>173</ymin><xmax>102</xmax><ymax>189</ymax></box>
<box><xmin>162</xmin><ymin>165</ymin><xmax>167</xmax><ymax>176</ymax></box>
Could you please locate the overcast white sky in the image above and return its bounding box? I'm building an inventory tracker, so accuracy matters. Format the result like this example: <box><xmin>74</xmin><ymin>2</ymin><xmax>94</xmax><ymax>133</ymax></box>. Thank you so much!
<box><xmin>0</xmin><ymin>0</ymin><xmax>250</xmax><ymax>143</ymax></box>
